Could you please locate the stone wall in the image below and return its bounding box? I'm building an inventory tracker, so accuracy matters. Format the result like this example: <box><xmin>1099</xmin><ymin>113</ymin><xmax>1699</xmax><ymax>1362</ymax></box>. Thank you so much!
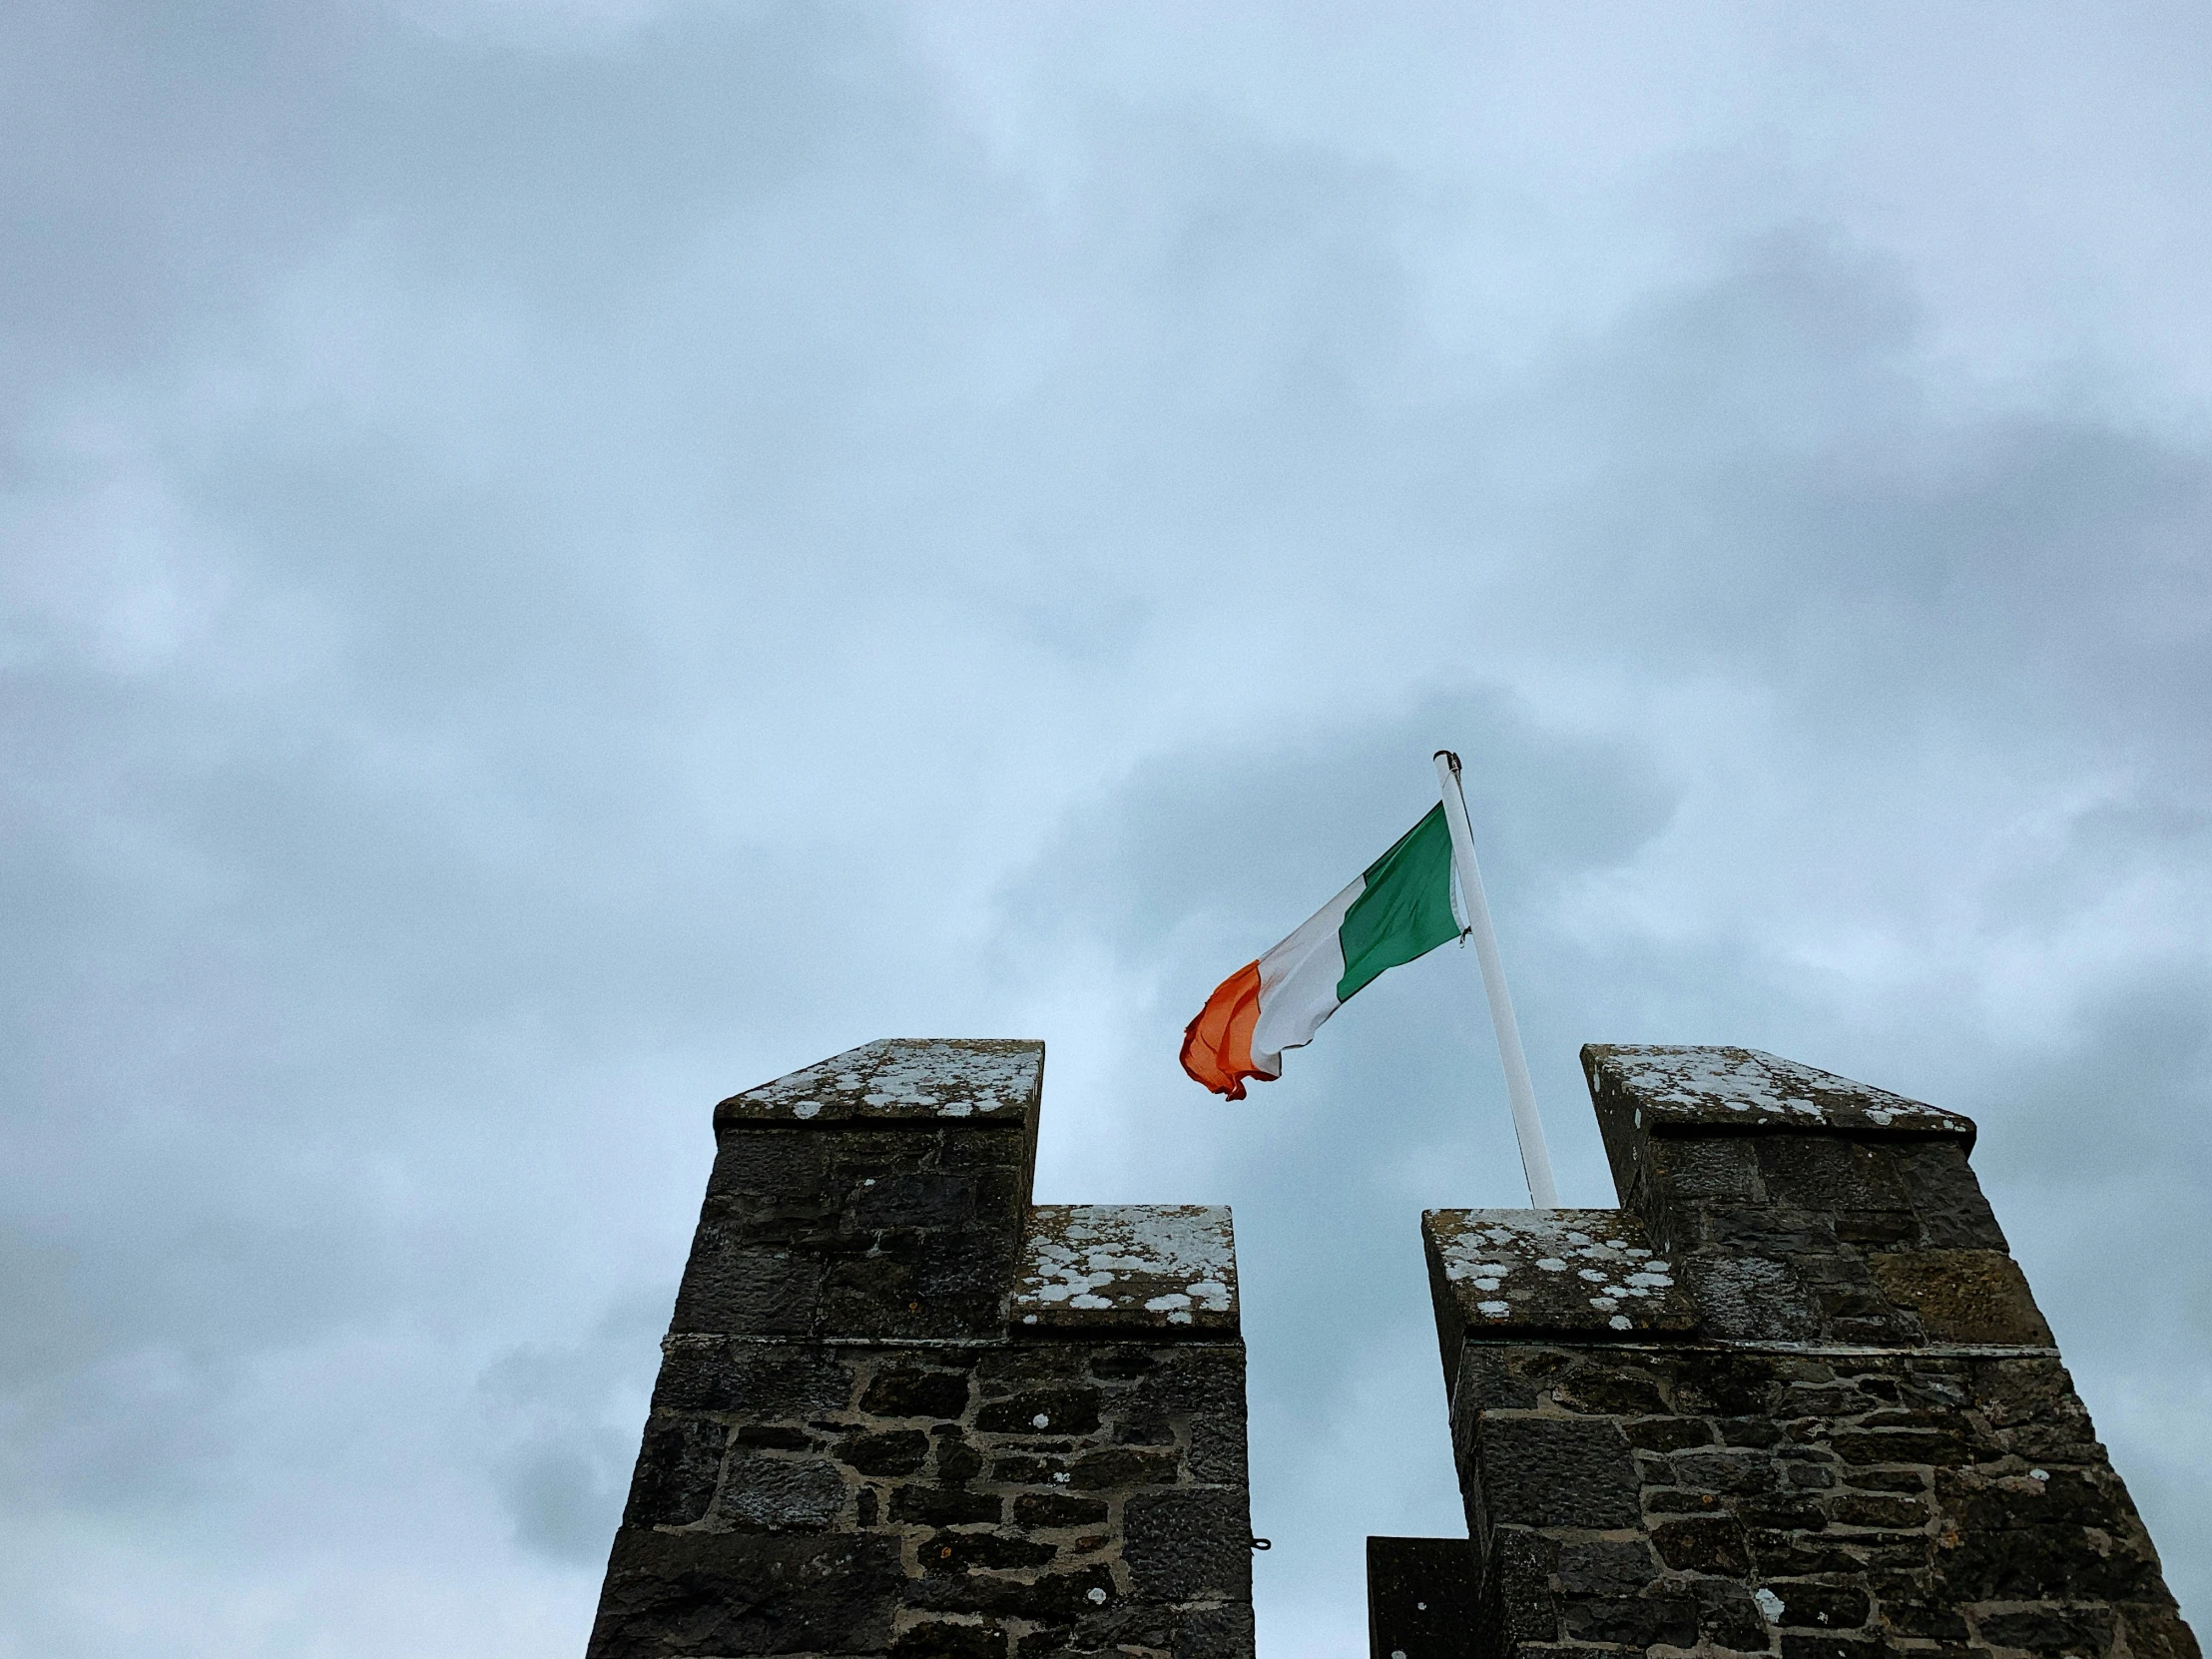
<box><xmin>1374</xmin><ymin>1045</ymin><xmax>2199</xmax><ymax>1659</ymax></box>
<box><xmin>589</xmin><ymin>1039</ymin><xmax>1255</xmax><ymax>1659</ymax></box>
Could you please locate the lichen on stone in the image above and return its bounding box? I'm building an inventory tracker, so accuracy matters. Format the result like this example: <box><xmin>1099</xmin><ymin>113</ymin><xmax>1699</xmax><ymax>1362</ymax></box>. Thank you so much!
<box><xmin>1011</xmin><ymin>1205</ymin><xmax>1238</xmax><ymax>1332</ymax></box>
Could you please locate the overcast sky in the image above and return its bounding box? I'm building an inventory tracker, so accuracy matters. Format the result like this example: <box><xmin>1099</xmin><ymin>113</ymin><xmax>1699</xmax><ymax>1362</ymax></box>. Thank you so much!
<box><xmin>5</xmin><ymin>3</ymin><xmax>2210</xmax><ymax>1654</ymax></box>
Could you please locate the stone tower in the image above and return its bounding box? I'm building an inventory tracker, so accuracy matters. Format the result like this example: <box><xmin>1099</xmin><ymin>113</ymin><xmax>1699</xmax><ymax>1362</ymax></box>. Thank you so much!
<box><xmin>587</xmin><ymin>1038</ymin><xmax>1254</xmax><ymax>1659</ymax></box>
<box><xmin>1370</xmin><ymin>1045</ymin><xmax>2200</xmax><ymax>1659</ymax></box>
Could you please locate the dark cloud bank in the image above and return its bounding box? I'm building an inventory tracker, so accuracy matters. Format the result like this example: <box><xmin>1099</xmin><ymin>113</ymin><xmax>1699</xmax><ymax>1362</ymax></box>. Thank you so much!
<box><xmin>3</xmin><ymin>3</ymin><xmax>2208</xmax><ymax>1653</ymax></box>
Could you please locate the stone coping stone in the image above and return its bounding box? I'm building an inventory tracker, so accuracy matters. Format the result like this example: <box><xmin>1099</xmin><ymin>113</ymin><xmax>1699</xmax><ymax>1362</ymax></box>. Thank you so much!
<box><xmin>1011</xmin><ymin>1204</ymin><xmax>1238</xmax><ymax>1335</ymax></box>
<box><xmin>1425</xmin><ymin>1208</ymin><xmax>1697</xmax><ymax>1339</ymax></box>
<box><xmin>1584</xmin><ymin>1043</ymin><xmax>1975</xmax><ymax>1142</ymax></box>
<box><xmin>715</xmin><ymin>1038</ymin><xmax>1043</xmax><ymax>1128</ymax></box>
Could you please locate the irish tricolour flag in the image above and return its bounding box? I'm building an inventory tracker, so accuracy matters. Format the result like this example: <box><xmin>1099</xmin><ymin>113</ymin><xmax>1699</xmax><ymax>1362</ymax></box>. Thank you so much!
<box><xmin>1180</xmin><ymin>805</ymin><xmax>1463</xmax><ymax>1099</ymax></box>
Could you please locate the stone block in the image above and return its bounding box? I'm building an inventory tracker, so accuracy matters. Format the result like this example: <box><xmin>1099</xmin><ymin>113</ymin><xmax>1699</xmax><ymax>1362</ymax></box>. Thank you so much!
<box><xmin>1761</xmin><ymin>1581</ymin><xmax>1871</xmax><ymax>1630</ymax></box>
<box><xmin>1826</xmin><ymin>1491</ymin><xmax>1930</xmax><ymax>1528</ymax></box>
<box><xmin>1554</xmin><ymin>1537</ymin><xmax>1658</xmax><ymax>1593</ymax></box>
<box><xmin>1425</xmin><ymin>1208</ymin><xmax>1695</xmax><ymax>1346</ymax></box>
<box><xmin>1651</xmin><ymin>1514</ymin><xmax>1752</xmax><ymax>1573</ymax></box>
<box><xmin>1671</xmin><ymin>1352</ymin><xmax>1785</xmax><ymax>1416</ymax></box>
<box><xmin>1898</xmin><ymin>1140</ymin><xmax>2009</xmax><ymax>1250</ymax></box>
<box><xmin>855</xmin><ymin>1170</ymin><xmax>980</xmax><ymax>1229</ymax></box>
<box><xmin>713</xmin><ymin>1038</ymin><xmax>1044</xmax><ymax>1130</ymax></box>
<box><xmin>1684</xmin><ymin>1252</ymin><xmax>1821</xmax><ymax>1343</ymax></box>
<box><xmin>1865</xmin><ymin>1249</ymin><xmax>2053</xmax><ymax>1347</ymax></box>
<box><xmin>1755</xmin><ymin>1136</ymin><xmax>1913</xmax><ymax>1214</ymax></box>
<box><xmin>836</xmin><ymin>1427</ymin><xmax>931</xmax><ymax>1476</ymax></box>
<box><xmin>1174</xmin><ymin>1603</ymin><xmax>1259</xmax><ymax>1659</ymax></box>
<box><xmin>1647</xmin><ymin>1135</ymin><xmax>1766</xmax><ymax>1202</ymax></box>
<box><xmin>586</xmin><ymin>1529</ymin><xmax>903</xmax><ymax>1657</ymax></box>
<box><xmin>1451</xmin><ymin>1345</ymin><xmax>1542</xmax><ymax>1412</ymax></box>
<box><xmin>704</xmin><ymin>1132</ymin><xmax>831</xmax><ymax>1207</ymax></box>
<box><xmin>1124</xmin><ymin>1489</ymin><xmax>1253</xmax><ymax>1602</ymax></box>
<box><xmin>623</xmin><ymin>1414</ymin><xmax>729</xmax><ymax>1528</ymax></box>
<box><xmin>1583</xmin><ymin>1044</ymin><xmax>1976</xmax><ymax>1143</ymax></box>
<box><xmin>1560</xmin><ymin>1592</ymin><xmax>1698</xmax><ymax>1649</ymax></box>
<box><xmin>1477</xmin><ymin>1527</ymin><xmax>1558</xmax><ymax>1651</ymax></box>
<box><xmin>733</xmin><ymin>1424</ymin><xmax>809</xmax><ymax>1450</ymax></box>
<box><xmin>1189</xmin><ymin>1408</ymin><xmax>1250</xmax><ymax>1486</ymax></box>
<box><xmin>862</xmin><ymin>1365</ymin><xmax>974</xmax><ymax>1420</ymax></box>
<box><xmin>1013</xmin><ymin>1492</ymin><xmax>1108</xmax><ymax>1528</ymax></box>
<box><xmin>918</xmin><ymin>1529</ymin><xmax>1059</xmax><ymax>1575</ymax></box>
<box><xmin>1626</xmin><ymin>1415</ymin><xmax>1714</xmax><ymax>1451</ymax></box>
<box><xmin>976</xmin><ymin>1385</ymin><xmax>1103</xmax><ymax>1436</ymax></box>
<box><xmin>1011</xmin><ymin>1206</ymin><xmax>1239</xmax><ymax>1336</ymax></box>
<box><xmin>893</xmin><ymin>1485</ymin><xmax>1003</xmax><ymax>1526</ymax></box>
<box><xmin>820</xmin><ymin>1229</ymin><xmax>1022</xmax><ymax>1339</ymax></box>
<box><xmin>1937</xmin><ymin>1521</ymin><xmax>2162</xmax><ymax>1603</ymax></box>
<box><xmin>1067</xmin><ymin>1445</ymin><xmax>1181</xmax><ymax>1488</ymax></box>
<box><xmin>650</xmin><ymin>1340</ymin><xmax>852</xmax><ymax>1417</ymax></box>
<box><xmin>669</xmin><ymin>1239</ymin><xmax>822</xmax><ymax>1336</ymax></box>
<box><xmin>931</xmin><ymin>1429</ymin><xmax>984</xmax><ymax>1484</ymax></box>
<box><xmin>1973</xmin><ymin>1604</ymin><xmax>2117</xmax><ymax>1655</ymax></box>
<box><xmin>714</xmin><ymin>1451</ymin><xmax>846</xmax><ymax>1532</ymax></box>
<box><xmin>1672</xmin><ymin>1447</ymin><xmax>1786</xmax><ymax>1494</ymax></box>
<box><xmin>978</xmin><ymin>1343</ymin><xmax>1092</xmax><ymax>1388</ymax></box>
<box><xmin>2118</xmin><ymin>1604</ymin><xmax>2206</xmax><ymax>1659</ymax></box>
<box><xmin>1127</xmin><ymin>1344</ymin><xmax>1247</xmax><ymax>1415</ymax></box>
<box><xmin>1862</xmin><ymin>1570</ymin><xmax>1968</xmax><ymax>1642</ymax></box>
<box><xmin>1693</xmin><ymin>1578</ymin><xmax>1770</xmax><ymax>1650</ymax></box>
<box><xmin>908</xmin><ymin>1559</ymin><xmax>1118</xmax><ymax>1626</ymax></box>
<box><xmin>1469</xmin><ymin>1414</ymin><xmax>1642</xmax><ymax>1535</ymax></box>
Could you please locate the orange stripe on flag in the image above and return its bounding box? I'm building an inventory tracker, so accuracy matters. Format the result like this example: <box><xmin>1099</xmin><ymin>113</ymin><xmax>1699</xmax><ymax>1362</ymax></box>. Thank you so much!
<box><xmin>1179</xmin><ymin>959</ymin><xmax>1268</xmax><ymax>1100</ymax></box>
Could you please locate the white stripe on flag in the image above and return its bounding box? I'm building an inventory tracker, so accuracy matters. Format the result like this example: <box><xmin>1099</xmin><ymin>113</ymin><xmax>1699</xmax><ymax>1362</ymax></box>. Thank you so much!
<box><xmin>1249</xmin><ymin>874</ymin><xmax>1364</xmax><ymax>1074</ymax></box>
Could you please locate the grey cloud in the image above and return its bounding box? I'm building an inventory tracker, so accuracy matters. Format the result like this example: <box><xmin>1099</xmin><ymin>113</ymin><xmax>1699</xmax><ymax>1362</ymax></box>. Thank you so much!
<box><xmin>996</xmin><ymin>685</ymin><xmax>1674</xmax><ymax>969</ymax></box>
<box><xmin>3</xmin><ymin>1</ymin><xmax>2208</xmax><ymax>1653</ymax></box>
<box><xmin>478</xmin><ymin>1292</ymin><xmax>667</xmax><ymax>1563</ymax></box>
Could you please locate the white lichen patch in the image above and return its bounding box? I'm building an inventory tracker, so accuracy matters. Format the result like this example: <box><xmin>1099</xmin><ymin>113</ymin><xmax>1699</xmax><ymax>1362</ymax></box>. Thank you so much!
<box><xmin>1426</xmin><ymin>1207</ymin><xmax>1691</xmax><ymax>1334</ymax></box>
<box><xmin>722</xmin><ymin>1038</ymin><xmax>1043</xmax><ymax>1121</ymax></box>
<box><xmin>1591</xmin><ymin>1045</ymin><xmax>1973</xmax><ymax>1136</ymax></box>
<box><xmin>1011</xmin><ymin>1205</ymin><xmax>1238</xmax><ymax>1329</ymax></box>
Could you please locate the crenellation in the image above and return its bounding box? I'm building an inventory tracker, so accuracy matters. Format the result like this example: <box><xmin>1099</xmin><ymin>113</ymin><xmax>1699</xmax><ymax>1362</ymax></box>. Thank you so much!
<box><xmin>583</xmin><ymin>1033</ymin><xmax>2193</xmax><ymax>1659</ymax></box>
<box><xmin>590</xmin><ymin>1039</ymin><xmax>1254</xmax><ymax>1659</ymax></box>
<box><xmin>1377</xmin><ymin>1044</ymin><xmax>2197</xmax><ymax>1659</ymax></box>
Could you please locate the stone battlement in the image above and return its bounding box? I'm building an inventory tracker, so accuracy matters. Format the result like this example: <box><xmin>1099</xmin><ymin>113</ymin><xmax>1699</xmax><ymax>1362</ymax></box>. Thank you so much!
<box><xmin>1375</xmin><ymin>1044</ymin><xmax>2195</xmax><ymax>1659</ymax></box>
<box><xmin>584</xmin><ymin>1036</ymin><xmax>2196</xmax><ymax>1659</ymax></box>
<box><xmin>588</xmin><ymin>1039</ymin><xmax>1255</xmax><ymax>1659</ymax></box>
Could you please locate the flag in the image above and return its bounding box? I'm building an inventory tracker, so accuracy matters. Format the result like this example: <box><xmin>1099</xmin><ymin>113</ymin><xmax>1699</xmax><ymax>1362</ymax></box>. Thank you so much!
<box><xmin>1180</xmin><ymin>804</ymin><xmax>1461</xmax><ymax>1099</ymax></box>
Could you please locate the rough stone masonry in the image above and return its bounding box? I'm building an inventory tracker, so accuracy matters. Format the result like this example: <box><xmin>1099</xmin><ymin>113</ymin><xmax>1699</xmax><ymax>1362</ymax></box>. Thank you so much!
<box><xmin>587</xmin><ymin>1038</ymin><xmax>1254</xmax><ymax>1659</ymax></box>
<box><xmin>1373</xmin><ymin>1044</ymin><xmax>2200</xmax><ymax>1659</ymax></box>
<box><xmin>590</xmin><ymin>1036</ymin><xmax>2200</xmax><ymax>1659</ymax></box>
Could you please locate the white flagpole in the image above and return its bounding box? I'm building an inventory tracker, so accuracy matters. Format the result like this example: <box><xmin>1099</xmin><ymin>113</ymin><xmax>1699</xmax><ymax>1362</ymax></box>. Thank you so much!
<box><xmin>1433</xmin><ymin>750</ymin><xmax>1560</xmax><ymax>1209</ymax></box>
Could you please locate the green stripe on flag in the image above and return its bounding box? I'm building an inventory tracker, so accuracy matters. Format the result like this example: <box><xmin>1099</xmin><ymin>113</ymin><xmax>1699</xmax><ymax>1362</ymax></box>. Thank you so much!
<box><xmin>1335</xmin><ymin>803</ymin><xmax>1460</xmax><ymax>1002</ymax></box>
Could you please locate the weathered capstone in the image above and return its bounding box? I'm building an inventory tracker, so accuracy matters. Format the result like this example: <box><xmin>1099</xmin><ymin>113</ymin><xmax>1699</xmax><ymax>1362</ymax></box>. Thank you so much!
<box><xmin>588</xmin><ymin>1039</ymin><xmax>1255</xmax><ymax>1659</ymax></box>
<box><xmin>1377</xmin><ymin>1044</ymin><xmax>2199</xmax><ymax>1659</ymax></box>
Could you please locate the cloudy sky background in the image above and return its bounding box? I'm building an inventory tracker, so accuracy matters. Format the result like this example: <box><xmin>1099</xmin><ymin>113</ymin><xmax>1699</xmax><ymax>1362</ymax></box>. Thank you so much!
<box><xmin>5</xmin><ymin>2</ymin><xmax>2210</xmax><ymax>1653</ymax></box>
